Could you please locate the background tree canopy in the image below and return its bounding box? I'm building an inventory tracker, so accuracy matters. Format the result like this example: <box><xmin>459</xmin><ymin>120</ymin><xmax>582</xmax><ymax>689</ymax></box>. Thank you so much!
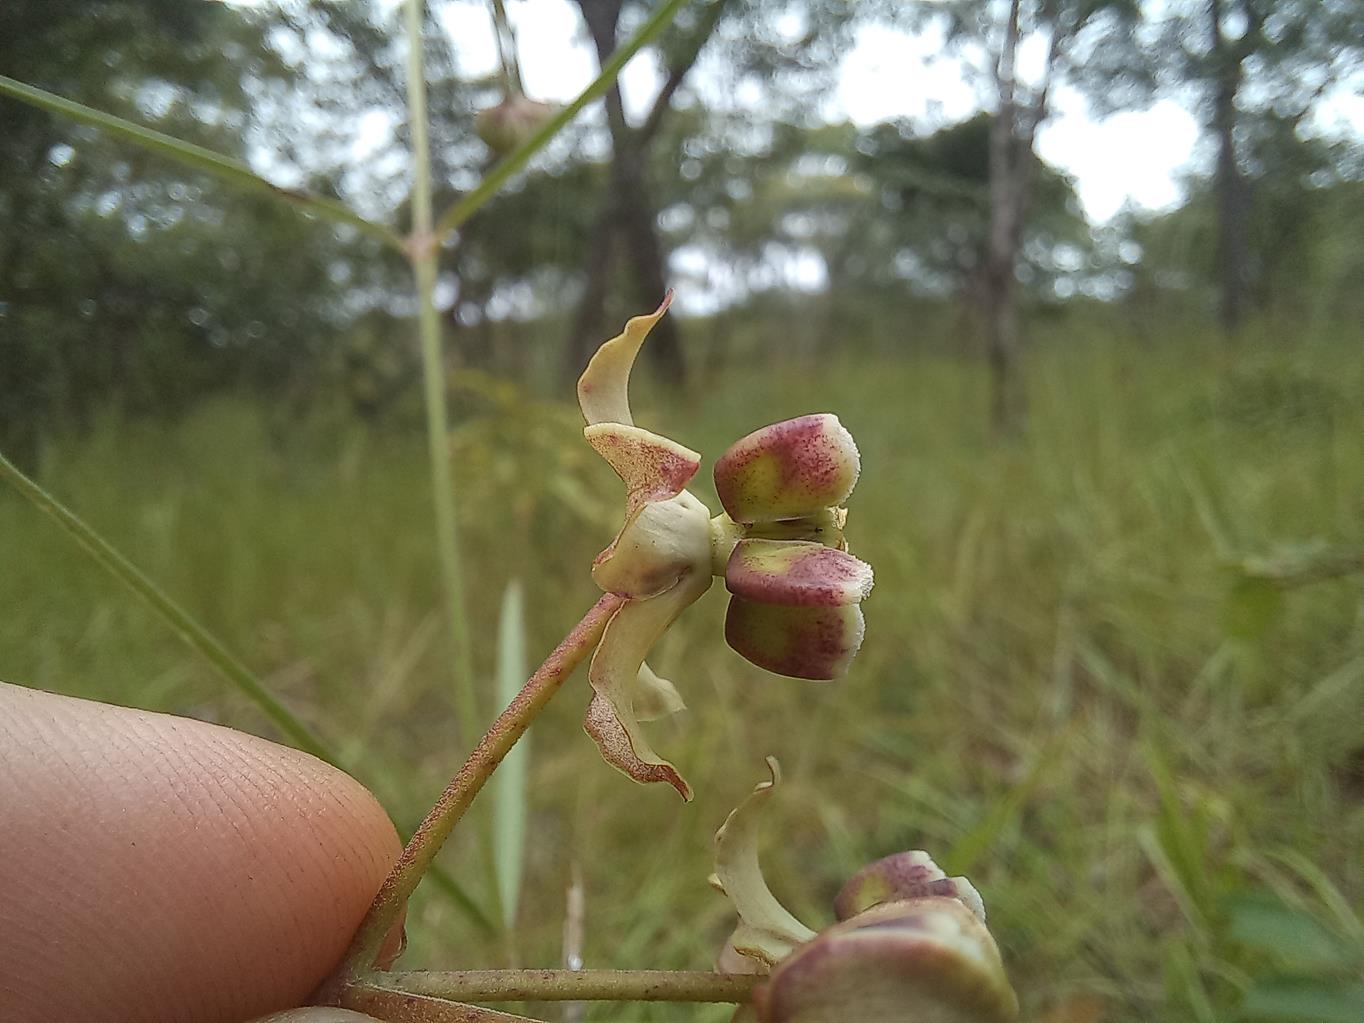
<box><xmin>1</xmin><ymin>4</ymin><xmax>1362</xmax><ymax>1021</ymax></box>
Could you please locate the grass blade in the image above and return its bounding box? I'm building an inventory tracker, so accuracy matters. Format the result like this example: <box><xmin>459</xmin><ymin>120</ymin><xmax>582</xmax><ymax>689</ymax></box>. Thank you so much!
<box><xmin>0</xmin><ymin>449</ymin><xmax>330</xmax><ymax>760</ymax></box>
<box><xmin>493</xmin><ymin>580</ymin><xmax>529</xmax><ymax>930</ymax></box>
<box><xmin>432</xmin><ymin>0</ymin><xmax>691</xmax><ymax>239</ymax></box>
<box><xmin>0</xmin><ymin>74</ymin><xmax>404</xmax><ymax>252</ymax></box>
<box><xmin>0</xmin><ymin>448</ymin><xmax>494</xmax><ymax>934</ymax></box>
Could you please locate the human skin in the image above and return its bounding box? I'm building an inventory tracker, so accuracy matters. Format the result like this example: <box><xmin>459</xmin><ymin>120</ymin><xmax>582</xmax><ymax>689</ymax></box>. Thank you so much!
<box><xmin>0</xmin><ymin>682</ymin><xmax>402</xmax><ymax>1023</ymax></box>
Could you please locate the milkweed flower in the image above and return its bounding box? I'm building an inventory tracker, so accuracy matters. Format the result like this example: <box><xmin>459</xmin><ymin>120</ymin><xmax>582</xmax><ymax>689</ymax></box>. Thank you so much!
<box><xmin>711</xmin><ymin>415</ymin><xmax>871</xmax><ymax>679</ymax></box>
<box><xmin>714</xmin><ymin>759</ymin><xmax>1018</xmax><ymax>1023</ymax></box>
<box><xmin>575</xmin><ymin>296</ymin><xmax>873</xmax><ymax>799</ymax></box>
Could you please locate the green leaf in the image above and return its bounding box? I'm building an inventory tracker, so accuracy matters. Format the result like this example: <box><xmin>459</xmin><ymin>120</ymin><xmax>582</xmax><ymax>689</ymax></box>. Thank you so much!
<box><xmin>1239</xmin><ymin>978</ymin><xmax>1364</xmax><ymax>1022</ymax></box>
<box><xmin>1225</xmin><ymin>896</ymin><xmax>1358</xmax><ymax>973</ymax></box>
<box><xmin>1221</xmin><ymin>575</ymin><xmax>1284</xmax><ymax>640</ymax></box>
<box><xmin>492</xmin><ymin>580</ymin><xmax>529</xmax><ymax>930</ymax></box>
<box><xmin>0</xmin><ymin>74</ymin><xmax>403</xmax><ymax>251</ymax></box>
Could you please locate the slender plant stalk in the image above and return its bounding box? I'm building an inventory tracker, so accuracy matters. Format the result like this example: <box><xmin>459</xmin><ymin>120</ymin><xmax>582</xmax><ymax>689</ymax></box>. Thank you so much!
<box><xmin>0</xmin><ymin>75</ymin><xmax>403</xmax><ymax>250</ymax></box>
<box><xmin>323</xmin><ymin>592</ymin><xmax>626</xmax><ymax>995</ymax></box>
<box><xmin>432</xmin><ymin>0</ymin><xmax>691</xmax><ymax>241</ymax></box>
<box><xmin>375</xmin><ymin>969</ymin><xmax>759</xmax><ymax>1003</ymax></box>
<box><xmin>404</xmin><ymin>0</ymin><xmax>479</xmax><ymax>752</ymax></box>
<box><xmin>0</xmin><ymin>448</ymin><xmax>496</xmax><ymax>932</ymax></box>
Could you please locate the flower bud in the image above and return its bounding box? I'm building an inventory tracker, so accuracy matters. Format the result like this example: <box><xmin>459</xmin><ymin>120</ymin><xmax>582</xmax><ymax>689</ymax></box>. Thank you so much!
<box><xmin>475</xmin><ymin>93</ymin><xmax>558</xmax><ymax>155</ymax></box>
<box><xmin>758</xmin><ymin>898</ymin><xmax>1018</xmax><ymax>1023</ymax></box>
<box><xmin>834</xmin><ymin>850</ymin><xmax>985</xmax><ymax>923</ymax></box>
<box><xmin>725</xmin><ymin>539</ymin><xmax>873</xmax><ymax>607</ymax></box>
<box><xmin>714</xmin><ymin>414</ymin><xmax>860</xmax><ymax>524</ymax></box>
<box><xmin>725</xmin><ymin>599</ymin><xmax>865</xmax><ymax>680</ymax></box>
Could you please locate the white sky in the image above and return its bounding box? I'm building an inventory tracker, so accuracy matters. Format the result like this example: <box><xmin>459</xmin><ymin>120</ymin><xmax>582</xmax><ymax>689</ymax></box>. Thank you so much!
<box><xmin>444</xmin><ymin>3</ymin><xmax>1204</xmax><ymax>222</ymax></box>
<box><xmin>442</xmin><ymin>2</ymin><xmax>1362</xmax><ymax>224</ymax></box>
<box><xmin>232</xmin><ymin>0</ymin><xmax>1362</xmax><ymax>224</ymax></box>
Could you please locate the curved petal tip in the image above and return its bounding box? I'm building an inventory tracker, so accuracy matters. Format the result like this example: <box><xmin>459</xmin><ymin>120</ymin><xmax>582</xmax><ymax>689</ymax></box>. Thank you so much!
<box><xmin>577</xmin><ymin>292</ymin><xmax>675</xmax><ymax>428</ymax></box>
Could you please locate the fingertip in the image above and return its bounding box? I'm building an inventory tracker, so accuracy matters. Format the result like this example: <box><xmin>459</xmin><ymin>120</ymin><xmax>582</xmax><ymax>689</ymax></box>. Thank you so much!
<box><xmin>0</xmin><ymin>683</ymin><xmax>401</xmax><ymax>1023</ymax></box>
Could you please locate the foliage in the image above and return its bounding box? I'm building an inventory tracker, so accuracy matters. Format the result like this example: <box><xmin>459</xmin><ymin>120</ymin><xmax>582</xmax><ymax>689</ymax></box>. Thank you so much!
<box><xmin>4</xmin><ymin>321</ymin><xmax>1362</xmax><ymax>1019</ymax></box>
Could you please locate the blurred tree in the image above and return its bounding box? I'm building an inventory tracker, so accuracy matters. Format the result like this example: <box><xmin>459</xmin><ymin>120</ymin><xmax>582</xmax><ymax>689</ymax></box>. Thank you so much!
<box><xmin>845</xmin><ymin>114</ymin><xmax>1087</xmax><ymax>311</ymax></box>
<box><xmin>1129</xmin><ymin>132</ymin><xmax>1364</xmax><ymax>329</ymax></box>
<box><xmin>912</xmin><ymin>0</ymin><xmax>1139</xmax><ymax>434</ymax></box>
<box><xmin>0</xmin><ymin>0</ymin><xmax>363</xmax><ymax>468</ymax></box>
<box><xmin>1140</xmin><ymin>0</ymin><xmax>1364</xmax><ymax>336</ymax></box>
<box><xmin>561</xmin><ymin>0</ymin><xmax>731</xmax><ymax>385</ymax></box>
<box><xmin>562</xmin><ymin>0</ymin><xmax>861</xmax><ymax>382</ymax></box>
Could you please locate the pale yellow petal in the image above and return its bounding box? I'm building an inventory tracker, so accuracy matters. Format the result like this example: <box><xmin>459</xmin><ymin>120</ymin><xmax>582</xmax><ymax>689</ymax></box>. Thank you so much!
<box><xmin>714</xmin><ymin>758</ymin><xmax>817</xmax><ymax>967</ymax></box>
<box><xmin>576</xmin><ymin>293</ymin><xmax>673</xmax><ymax>427</ymax></box>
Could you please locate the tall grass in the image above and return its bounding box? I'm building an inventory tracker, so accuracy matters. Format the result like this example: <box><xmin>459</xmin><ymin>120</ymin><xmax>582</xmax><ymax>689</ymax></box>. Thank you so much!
<box><xmin>2</xmin><ymin>327</ymin><xmax>1361</xmax><ymax>1020</ymax></box>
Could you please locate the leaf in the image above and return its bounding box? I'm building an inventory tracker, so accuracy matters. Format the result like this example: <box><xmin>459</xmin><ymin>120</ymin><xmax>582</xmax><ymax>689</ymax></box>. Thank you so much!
<box><xmin>1224</xmin><ymin>896</ymin><xmax>1357</xmax><ymax>973</ymax></box>
<box><xmin>492</xmin><ymin>580</ymin><xmax>529</xmax><ymax>931</ymax></box>
<box><xmin>1238</xmin><ymin>978</ymin><xmax>1364</xmax><ymax>1022</ymax></box>
<box><xmin>1221</xmin><ymin>575</ymin><xmax>1284</xmax><ymax>641</ymax></box>
<box><xmin>0</xmin><ymin>75</ymin><xmax>402</xmax><ymax>250</ymax></box>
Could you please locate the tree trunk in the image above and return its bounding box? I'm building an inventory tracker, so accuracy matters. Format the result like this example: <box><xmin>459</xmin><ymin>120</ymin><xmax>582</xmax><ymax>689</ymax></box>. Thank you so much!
<box><xmin>1210</xmin><ymin>0</ymin><xmax>1250</xmax><ymax>337</ymax></box>
<box><xmin>983</xmin><ymin>0</ymin><xmax>1027</xmax><ymax>437</ymax></box>
<box><xmin>566</xmin><ymin>0</ymin><xmax>685</xmax><ymax>386</ymax></box>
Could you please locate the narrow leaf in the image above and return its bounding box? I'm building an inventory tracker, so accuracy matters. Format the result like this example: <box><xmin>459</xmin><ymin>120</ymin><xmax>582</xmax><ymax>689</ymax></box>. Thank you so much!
<box><xmin>0</xmin><ymin>449</ymin><xmax>493</xmax><ymax>934</ymax></box>
<box><xmin>1224</xmin><ymin>896</ymin><xmax>1356</xmax><ymax>973</ymax></box>
<box><xmin>493</xmin><ymin>580</ymin><xmax>529</xmax><ymax>930</ymax></box>
<box><xmin>0</xmin><ymin>74</ymin><xmax>403</xmax><ymax>251</ymax></box>
<box><xmin>1239</xmin><ymin>979</ymin><xmax>1364</xmax><ymax>1023</ymax></box>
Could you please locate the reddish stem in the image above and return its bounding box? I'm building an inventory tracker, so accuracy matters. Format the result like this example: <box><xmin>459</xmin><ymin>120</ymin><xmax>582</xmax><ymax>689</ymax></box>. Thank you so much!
<box><xmin>319</xmin><ymin>593</ymin><xmax>626</xmax><ymax>1001</ymax></box>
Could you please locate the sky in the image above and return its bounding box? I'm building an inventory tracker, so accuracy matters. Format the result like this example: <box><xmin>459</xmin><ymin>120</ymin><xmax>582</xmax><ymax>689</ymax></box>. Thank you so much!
<box><xmin>436</xmin><ymin>1</ymin><xmax>1363</xmax><ymax>224</ymax></box>
<box><xmin>443</xmin><ymin>2</ymin><xmax>1204</xmax><ymax>223</ymax></box>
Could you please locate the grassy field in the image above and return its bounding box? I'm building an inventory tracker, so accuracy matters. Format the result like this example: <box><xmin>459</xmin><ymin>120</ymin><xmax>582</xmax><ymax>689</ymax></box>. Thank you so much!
<box><xmin>3</xmin><ymin>326</ymin><xmax>1362</xmax><ymax>1021</ymax></box>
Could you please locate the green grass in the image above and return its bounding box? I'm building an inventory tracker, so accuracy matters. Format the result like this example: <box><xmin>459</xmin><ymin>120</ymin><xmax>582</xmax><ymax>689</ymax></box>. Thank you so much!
<box><xmin>3</xmin><ymin>326</ymin><xmax>1362</xmax><ymax>1021</ymax></box>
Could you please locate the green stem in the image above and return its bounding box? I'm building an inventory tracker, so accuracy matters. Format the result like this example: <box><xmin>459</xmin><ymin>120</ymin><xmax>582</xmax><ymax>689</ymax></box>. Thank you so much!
<box><xmin>322</xmin><ymin>593</ymin><xmax>626</xmax><ymax>995</ymax></box>
<box><xmin>488</xmin><ymin>0</ymin><xmax>523</xmax><ymax>94</ymax></box>
<box><xmin>432</xmin><ymin>0</ymin><xmax>691</xmax><ymax>241</ymax></box>
<box><xmin>0</xmin><ymin>75</ymin><xmax>404</xmax><ymax>250</ymax></box>
<box><xmin>405</xmin><ymin>0</ymin><xmax>479</xmax><ymax>749</ymax></box>
<box><xmin>375</xmin><ymin>969</ymin><xmax>760</xmax><ymax>1003</ymax></box>
<box><xmin>0</xmin><ymin>448</ymin><xmax>495</xmax><ymax>933</ymax></box>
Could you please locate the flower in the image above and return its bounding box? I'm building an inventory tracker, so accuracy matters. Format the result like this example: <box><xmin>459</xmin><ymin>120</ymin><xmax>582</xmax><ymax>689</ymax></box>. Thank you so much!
<box><xmin>575</xmin><ymin>296</ymin><xmax>874</xmax><ymax>800</ymax></box>
<box><xmin>710</xmin><ymin>415</ymin><xmax>871</xmax><ymax>680</ymax></box>
<box><xmin>714</xmin><ymin>759</ymin><xmax>1019</xmax><ymax>1023</ymax></box>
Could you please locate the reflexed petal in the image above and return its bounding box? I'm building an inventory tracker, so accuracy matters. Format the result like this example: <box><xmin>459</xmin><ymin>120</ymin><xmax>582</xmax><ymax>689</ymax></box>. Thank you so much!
<box><xmin>592</xmin><ymin>490</ymin><xmax>712</xmax><ymax>599</ymax></box>
<box><xmin>762</xmin><ymin>899</ymin><xmax>1019</xmax><ymax>1023</ymax></box>
<box><xmin>583</xmin><ymin>571</ymin><xmax>711</xmax><ymax>800</ymax></box>
<box><xmin>726</xmin><ymin>539</ymin><xmax>873</xmax><ymax>607</ymax></box>
<box><xmin>713</xmin><ymin>758</ymin><xmax>817</xmax><ymax>968</ymax></box>
<box><xmin>577</xmin><ymin>293</ymin><xmax>673</xmax><ymax>427</ymax></box>
<box><xmin>584</xmin><ymin>422</ymin><xmax>700</xmax><ymax>514</ymax></box>
<box><xmin>834</xmin><ymin>851</ymin><xmax>985</xmax><ymax>923</ymax></box>
<box><xmin>635</xmin><ymin>662</ymin><xmax>686</xmax><ymax>721</ymax></box>
<box><xmin>725</xmin><ymin>598</ymin><xmax>865</xmax><ymax>680</ymax></box>
<box><xmin>713</xmin><ymin>414</ymin><xmax>860</xmax><ymax>524</ymax></box>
